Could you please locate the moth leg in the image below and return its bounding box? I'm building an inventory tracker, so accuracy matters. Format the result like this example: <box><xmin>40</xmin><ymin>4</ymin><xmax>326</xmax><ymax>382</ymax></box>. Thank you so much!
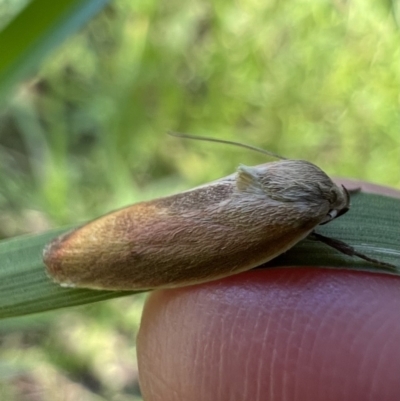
<box><xmin>309</xmin><ymin>232</ymin><xmax>397</xmax><ymax>271</ymax></box>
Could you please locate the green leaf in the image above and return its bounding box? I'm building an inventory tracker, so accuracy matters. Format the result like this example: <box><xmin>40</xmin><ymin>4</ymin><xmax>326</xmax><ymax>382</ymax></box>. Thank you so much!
<box><xmin>0</xmin><ymin>0</ymin><xmax>110</xmax><ymax>101</ymax></box>
<box><xmin>0</xmin><ymin>192</ymin><xmax>399</xmax><ymax>320</ymax></box>
<box><xmin>267</xmin><ymin>192</ymin><xmax>400</xmax><ymax>272</ymax></box>
<box><xmin>0</xmin><ymin>228</ymin><xmax>138</xmax><ymax>320</ymax></box>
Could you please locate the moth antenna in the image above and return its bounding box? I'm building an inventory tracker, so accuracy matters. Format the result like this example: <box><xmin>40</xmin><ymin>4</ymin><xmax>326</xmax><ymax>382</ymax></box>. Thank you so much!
<box><xmin>168</xmin><ymin>131</ymin><xmax>287</xmax><ymax>160</ymax></box>
<box><xmin>310</xmin><ymin>232</ymin><xmax>397</xmax><ymax>271</ymax></box>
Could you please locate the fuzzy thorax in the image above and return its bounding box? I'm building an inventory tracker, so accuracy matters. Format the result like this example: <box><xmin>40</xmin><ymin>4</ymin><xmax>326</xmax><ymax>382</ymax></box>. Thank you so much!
<box><xmin>237</xmin><ymin>160</ymin><xmax>349</xmax><ymax>222</ymax></box>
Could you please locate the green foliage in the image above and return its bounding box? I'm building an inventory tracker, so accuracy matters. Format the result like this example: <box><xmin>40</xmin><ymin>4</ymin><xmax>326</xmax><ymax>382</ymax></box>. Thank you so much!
<box><xmin>1</xmin><ymin>0</ymin><xmax>399</xmax><ymax>234</ymax></box>
<box><xmin>0</xmin><ymin>0</ymin><xmax>109</xmax><ymax>101</ymax></box>
<box><xmin>0</xmin><ymin>0</ymin><xmax>399</xmax><ymax>399</ymax></box>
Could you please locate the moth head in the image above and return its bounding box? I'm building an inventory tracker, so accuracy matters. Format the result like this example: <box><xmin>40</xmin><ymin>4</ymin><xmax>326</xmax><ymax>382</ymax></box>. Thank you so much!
<box><xmin>319</xmin><ymin>184</ymin><xmax>350</xmax><ymax>225</ymax></box>
<box><xmin>237</xmin><ymin>161</ymin><xmax>351</xmax><ymax>225</ymax></box>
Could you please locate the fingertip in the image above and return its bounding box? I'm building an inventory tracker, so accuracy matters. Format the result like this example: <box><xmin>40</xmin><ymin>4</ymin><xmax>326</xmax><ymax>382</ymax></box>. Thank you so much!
<box><xmin>137</xmin><ymin>268</ymin><xmax>400</xmax><ymax>401</ymax></box>
<box><xmin>334</xmin><ymin>178</ymin><xmax>400</xmax><ymax>199</ymax></box>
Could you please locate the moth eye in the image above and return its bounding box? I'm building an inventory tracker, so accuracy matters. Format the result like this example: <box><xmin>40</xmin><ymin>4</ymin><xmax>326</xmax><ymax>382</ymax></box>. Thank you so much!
<box><xmin>336</xmin><ymin>206</ymin><xmax>349</xmax><ymax>218</ymax></box>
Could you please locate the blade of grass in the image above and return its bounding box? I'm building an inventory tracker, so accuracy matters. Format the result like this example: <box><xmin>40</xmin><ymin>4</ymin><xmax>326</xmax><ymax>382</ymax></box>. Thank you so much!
<box><xmin>0</xmin><ymin>0</ymin><xmax>109</xmax><ymax>101</ymax></box>
<box><xmin>0</xmin><ymin>228</ymin><xmax>138</xmax><ymax>320</ymax></box>
<box><xmin>0</xmin><ymin>192</ymin><xmax>399</xmax><ymax>320</ymax></box>
<box><xmin>266</xmin><ymin>192</ymin><xmax>400</xmax><ymax>270</ymax></box>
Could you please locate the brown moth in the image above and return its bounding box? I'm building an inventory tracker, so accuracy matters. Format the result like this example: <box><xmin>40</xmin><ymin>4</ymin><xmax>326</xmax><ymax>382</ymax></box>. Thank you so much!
<box><xmin>42</xmin><ymin>134</ymin><xmax>392</xmax><ymax>291</ymax></box>
<box><xmin>44</xmin><ymin>160</ymin><xmax>350</xmax><ymax>291</ymax></box>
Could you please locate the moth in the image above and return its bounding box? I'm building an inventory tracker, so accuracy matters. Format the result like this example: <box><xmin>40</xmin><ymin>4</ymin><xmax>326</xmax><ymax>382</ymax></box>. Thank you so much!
<box><xmin>43</xmin><ymin>133</ymin><xmax>395</xmax><ymax>291</ymax></box>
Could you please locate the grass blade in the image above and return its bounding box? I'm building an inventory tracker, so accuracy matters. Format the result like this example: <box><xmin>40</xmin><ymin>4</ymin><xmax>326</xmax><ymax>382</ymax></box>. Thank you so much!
<box><xmin>266</xmin><ymin>192</ymin><xmax>400</xmax><ymax>271</ymax></box>
<box><xmin>0</xmin><ymin>0</ymin><xmax>109</xmax><ymax>101</ymax></box>
<box><xmin>0</xmin><ymin>192</ymin><xmax>398</xmax><ymax>320</ymax></box>
<box><xmin>0</xmin><ymin>228</ymin><xmax>138</xmax><ymax>320</ymax></box>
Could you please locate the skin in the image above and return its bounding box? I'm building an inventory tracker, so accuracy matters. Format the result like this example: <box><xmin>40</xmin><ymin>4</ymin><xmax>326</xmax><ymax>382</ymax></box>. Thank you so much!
<box><xmin>137</xmin><ymin>179</ymin><xmax>400</xmax><ymax>401</ymax></box>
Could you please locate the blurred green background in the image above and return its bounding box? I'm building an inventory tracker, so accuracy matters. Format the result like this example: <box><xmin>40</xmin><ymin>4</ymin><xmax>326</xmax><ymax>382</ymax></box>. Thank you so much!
<box><xmin>0</xmin><ymin>0</ymin><xmax>399</xmax><ymax>400</ymax></box>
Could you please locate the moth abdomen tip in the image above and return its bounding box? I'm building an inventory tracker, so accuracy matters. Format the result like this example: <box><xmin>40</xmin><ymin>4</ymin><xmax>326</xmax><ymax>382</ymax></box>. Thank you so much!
<box><xmin>42</xmin><ymin>232</ymin><xmax>73</xmax><ymax>282</ymax></box>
